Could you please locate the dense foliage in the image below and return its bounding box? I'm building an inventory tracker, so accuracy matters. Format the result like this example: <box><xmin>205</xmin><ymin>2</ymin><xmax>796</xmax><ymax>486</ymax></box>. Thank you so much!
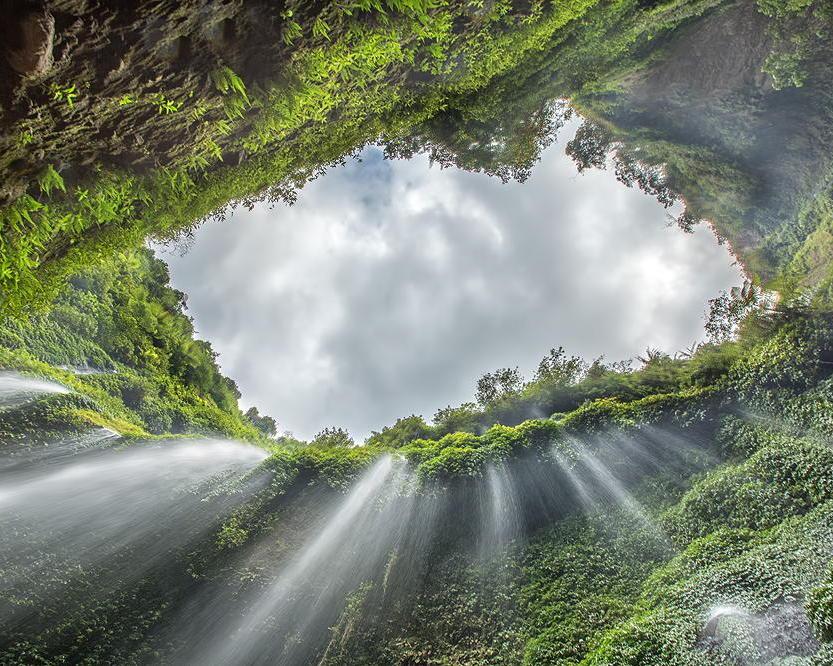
<box><xmin>3</xmin><ymin>0</ymin><xmax>833</xmax><ymax>664</ymax></box>
<box><xmin>0</xmin><ymin>0</ymin><xmax>607</xmax><ymax>313</ymax></box>
<box><xmin>4</xmin><ymin>0</ymin><xmax>829</xmax><ymax>314</ymax></box>
<box><xmin>3</xmin><ymin>307</ymin><xmax>833</xmax><ymax>663</ymax></box>
<box><xmin>0</xmin><ymin>247</ymin><xmax>272</xmax><ymax>442</ymax></box>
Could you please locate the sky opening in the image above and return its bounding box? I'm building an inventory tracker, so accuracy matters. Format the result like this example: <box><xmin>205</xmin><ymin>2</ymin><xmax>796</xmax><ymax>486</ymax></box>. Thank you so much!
<box><xmin>161</xmin><ymin>120</ymin><xmax>744</xmax><ymax>440</ymax></box>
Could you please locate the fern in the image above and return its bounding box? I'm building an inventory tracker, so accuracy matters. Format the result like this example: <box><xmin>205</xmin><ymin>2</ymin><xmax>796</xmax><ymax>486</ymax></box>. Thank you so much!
<box><xmin>313</xmin><ymin>17</ymin><xmax>332</xmax><ymax>41</ymax></box>
<box><xmin>150</xmin><ymin>94</ymin><xmax>182</xmax><ymax>114</ymax></box>
<box><xmin>210</xmin><ymin>67</ymin><xmax>251</xmax><ymax>120</ymax></box>
<box><xmin>37</xmin><ymin>165</ymin><xmax>66</xmax><ymax>197</ymax></box>
<box><xmin>51</xmin><ymin>83</ymin><xmax>79</xmax><ymax>108</ymax></box>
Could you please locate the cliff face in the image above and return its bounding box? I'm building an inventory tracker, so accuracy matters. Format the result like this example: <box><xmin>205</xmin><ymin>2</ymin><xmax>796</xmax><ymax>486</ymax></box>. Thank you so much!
<box><xmin>3</xmin><ymin>314</ymin><xmax>833</xmax><ymax>664</ymax></box>
<box><xmin>1</xmin><ymin>2</ymin><xmax>833</xmax><ymax>664</ymax></box>
<box><xmin>1</xmin><ymin>0</ymin><xmax>613</xmax><ymax>313</ymax></box>
<box><xmin>1</xmin><ymin>0</ymin><xmax>829</xmax><ymax>311</ymax></box>
<box><xmin>577</xmin><ymin>0</ymin><xmax>833</xmax><ymax>292</ymax></box>
<box><xmin>0</xmin><ymin>0</ymin><xmax>285</xmax><ymax>202</ymax></box>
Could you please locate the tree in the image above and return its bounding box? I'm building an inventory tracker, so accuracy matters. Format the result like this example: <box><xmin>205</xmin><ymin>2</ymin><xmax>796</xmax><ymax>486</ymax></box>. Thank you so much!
<box><xmin>565</xmin><ymin>121</ymin><xmax>612</xmax><ymax>172</ymax></box>
<box><xmin>705</xmin><ymin>281</ymin><xmax>760</xmax><ymax>343</ymax></box>
<box><xmin>311</xmin><ymin>426</ymin><xmax>354</xmax><ymax>449</ymax></box>
<box><xmin>384</xmin><ymin>96</ymin><xmax>570</xmax><ymax>184</ymax></box>
<box><xmin>637</xmin><ymin>347</ymin><xmax>671</xmax><ymax>366</ymax></box>
<box><xmin>432</xmin><ymin>402</ymin><xmax>481</xmax><ymax>436</ymax></box>
<box><xmin>244</xmin><ymin>406</ymin><xmax>278</xmax><ymax>437</ymax></box>
<box><xmin>475</xmin><ymin>367</ymin><xmax>524</xmax><ymax>407</ymax></box>
<box><xmin>673</xmin><ymin>209</ymin><xmax>698</xmax><ymax>233</ymax></box>
<box><xmin>585</xmin><ymin>356</ymin><xmax>609</xmax><ymax>380</ymax></box>
<box><xmin>613</xmin><ymin>152</ymin><xmax>676</xmax><ymax>207</ymax></box>
<box><xmin>366</xmin><ymin>415</ymin><xmax>432</xmax><ymax>448</ymax></box>
<box><xmin>534</xmin><ymin>347</ymin><xmax>587</xmax><ymax>385</ymax></box>
<box><xmin>566</xmin><ymin>121</ymin><xmax>678</xmax><ymax>208</ymax></box>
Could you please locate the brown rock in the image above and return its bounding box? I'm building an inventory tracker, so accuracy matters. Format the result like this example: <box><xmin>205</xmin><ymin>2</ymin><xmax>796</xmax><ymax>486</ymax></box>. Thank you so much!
<box><xmin>6</xmin><ymin>9</ymin><xmax>55</xmax><ymax>77</ymax></box>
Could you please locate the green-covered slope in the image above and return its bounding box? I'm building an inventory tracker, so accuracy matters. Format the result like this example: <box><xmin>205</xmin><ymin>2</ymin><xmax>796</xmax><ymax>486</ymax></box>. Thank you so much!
<box><xmin>2</xmin><ymin>0</ymin><xmax>833</xmax><ymax>664</ymax></box>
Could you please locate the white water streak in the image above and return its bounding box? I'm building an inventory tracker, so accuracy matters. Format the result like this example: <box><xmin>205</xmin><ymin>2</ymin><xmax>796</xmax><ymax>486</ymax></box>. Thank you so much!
<box><xmin>0</xmin><ymin>371</ymin><xmax>68</xmax><ymax>408</ymax></box>
<box><xmin>201</xmin><ymin>454</ymin><xmax>399</xmax><ymax>666</ymax></box>
<box><xmin>0</xmin><ymin>437</ymin><xmax>268</xmax><ymax>627</ymax></box>
<box><xmin>481</xmin><ymin>464</ymin><xmax>523</xmax><ymax>555</ymax></box>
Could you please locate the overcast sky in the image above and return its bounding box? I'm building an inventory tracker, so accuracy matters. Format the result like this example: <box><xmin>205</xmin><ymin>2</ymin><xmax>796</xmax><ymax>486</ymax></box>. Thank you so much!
<box><xmin>160</xmin><ymin>121</ymin><xmax>744</xmax><ymax>440</ymax></box>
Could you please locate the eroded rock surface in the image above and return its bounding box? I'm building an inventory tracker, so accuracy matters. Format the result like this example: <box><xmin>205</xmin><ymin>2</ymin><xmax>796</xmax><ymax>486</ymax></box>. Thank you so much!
<box><xmin>5</xmin><ymin>8</ymin><xmax>55</xmax><ymax>77</ymax></box>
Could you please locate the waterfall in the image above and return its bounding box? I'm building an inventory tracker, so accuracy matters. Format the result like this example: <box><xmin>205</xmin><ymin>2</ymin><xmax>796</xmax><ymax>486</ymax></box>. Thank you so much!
<box><xmin>0</xmin><ymin>368</ymin><xmax>711</xmax><ymax>663</ymax></box>
<box><xmin>571</xmin><ymin>439</ymin><xmax>656</xmax><ymax>526</ymax></box>
<box><xmin>479</xmin><ymin>464</ymin><xmax>523</xmax><ymax>557</ymax></box>
<box><xmin>0</xmin><ymin>426</ymin><xmax>119</xmax><ymax>474</ymax></box>
<box><xmin>552</xmin><ymin>449</ymin><xmax>598</xmax><ymax>512</ymax></box>
<box><xmin>0</xmin><ymin>371</ymin><xmax>68</xmax><ymax>409</ymax></box>
<box><xmin>175</xmin><ymin>454</ymin><xmax>423</xmax><ymax>666</ymax></box>
<box><xmin>0</xmin><ymin>436</ymin><xmax>268</xmax><ymax>634</ymax></box>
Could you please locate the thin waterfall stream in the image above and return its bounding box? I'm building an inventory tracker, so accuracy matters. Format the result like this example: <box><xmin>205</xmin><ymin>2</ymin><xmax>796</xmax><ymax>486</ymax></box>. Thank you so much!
<box><xmin>0</xmin><ymin>372</ymin><xmax>723</xmax><ymax>664</ymax></box>
<box><xmin>3</xmin><ymin>1</ymin><xmax>833</xmax><ymax>662</ymax></box>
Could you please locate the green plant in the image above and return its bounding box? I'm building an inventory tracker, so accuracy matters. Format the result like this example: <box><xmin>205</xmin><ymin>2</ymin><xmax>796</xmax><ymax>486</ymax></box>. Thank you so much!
<box><xmin>280</xmin><ymin>10</ymin><xmax>303</xmax><ymax>45</ymax></box>
<box><xmin>763</xmin><ymin>48</ymin><xmax>807</xmax><ymax>89</ymax></box>
<box><xmin>37</xmin><ymin>165</ymin><xmax>66</xmax><ymax>196</ymax></box>
<box><xmin>16</xmin><ymin>130</ymin><xmax>35</xmax><ymax>146</ymax></box>
<box><xmin>312</xmin><ymin>17</ymin><xmax>332</xmax><ymax>41</ymax></box>
<box><xmin>51</xmin><ymin>83</ymin><xmax>79</xmax><ymax>108</ymax></box>
<box><xmin>150</xmin><ymin>93</ymin><xmax>182</xmax><ymax>114</ymax></box>
<box><xmin>209</xmin><ymin>66</ymin><xmax>251</xmax><ymax>120</ymax></box>
<box><xmin>807</xmin><ymin>580</ymin><xmax>833</xmax><ymax>642</ymax></box>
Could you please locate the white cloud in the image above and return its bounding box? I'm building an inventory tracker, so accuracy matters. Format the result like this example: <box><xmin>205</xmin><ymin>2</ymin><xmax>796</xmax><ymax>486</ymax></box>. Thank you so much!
<box><xmin>160</xmin><ymin>120</ymin><xmax>744</xmax><ymax>440</ymax></box>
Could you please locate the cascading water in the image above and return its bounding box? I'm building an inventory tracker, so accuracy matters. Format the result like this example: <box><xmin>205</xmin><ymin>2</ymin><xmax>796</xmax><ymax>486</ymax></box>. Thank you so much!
<box><xmin>0</xmin><ymin>373</ymin><xmax>270</xmax><ymax>645</ymax></box>
<box><xmin>0</xmin><ymin>376</ymin><xmax>718</xmax><ymax>663</ymax></box>
<box><xmin>169</xmin><ymin>454</ymin><xmax>424</xmax><ymax>666</ymax></box>
<box><xmin>0</xmin><ymin>371</ymin><xmax>67</xmax><ymax>409</ymax></box>
<box><xmin>636</xmin><ymin>425</ymin><xmax>718</xmax><ymax>473</ymax></box>
<box><xmin>698</xmin><ymin>602</ymin><xmax>820</xmax><ymax>661</ymax></box>
<box><xmin>0</xmin><ymin>437</ymin><xmax>269</xmax><ymax>635</ymax></box>
<box><xmin>552</xmin><ymin>449</ymin><xmax>599</xmax><ymax>512</ymax></box>
<box><xmin>479</xmin><ymin>464</ymin><xmax>523</xmax><ymax>557</ymax></box>
<box><xmin>0</xmin><ymin>426</ymin><xmax>119</xmax><ymax>474</ymax></box>
<box><xmin>571</xmin><ymin>440</ymin><xmax>656</xmax><ymax>525</ymax></box>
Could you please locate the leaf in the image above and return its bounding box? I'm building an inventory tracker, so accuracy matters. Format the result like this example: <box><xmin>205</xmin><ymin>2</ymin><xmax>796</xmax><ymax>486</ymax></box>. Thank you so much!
<box><xmin>38</xmin><ymin>165</ymin><xmax>66</xmax><ymax>197</ymax></box>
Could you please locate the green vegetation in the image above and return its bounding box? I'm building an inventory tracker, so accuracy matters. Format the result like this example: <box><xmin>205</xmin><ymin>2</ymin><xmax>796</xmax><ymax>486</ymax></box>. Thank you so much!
<box><xmin>3</xmin><ymin>0</ymin><xmax>833</xmax><ymax>663</ymax></box>
<box><xmin>368</xmin><ymin>328</ymin><xmax>747</xmax><ymax>449</ymax></box>
<box><xmin>0</xmin><ymin>0</ymin><xmax>609</xmax><ymax>314</ymax></box>
<box><xmin>5</xmin><ymin>0</ymin><xmax>829</xmax><ymax>314</ymax></box>
<box><xmin>4</xmin><ymin>298</ymin><xmax>833</xmax><ymax>661</ymax></box>
<box><xmin>321</xmin><ymin>312</ymin><xmax>833</xmax><ymax>665</ymax></box>
<box><xmin>0</xmin><ymin>247</ymin><xmax>271</xmax><ymax>443</ymax></box>
<box><xmin>563</xmin><ymin>0</ymin><xmax>833</xmax><ymax>293</ymax></box>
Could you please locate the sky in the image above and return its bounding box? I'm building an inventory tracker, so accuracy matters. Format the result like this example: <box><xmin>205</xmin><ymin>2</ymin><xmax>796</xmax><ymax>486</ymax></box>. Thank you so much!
<box><xmin>160</xmin><ymin>120</ymin><xmax>745</xmax><ymax>441</ymax></box>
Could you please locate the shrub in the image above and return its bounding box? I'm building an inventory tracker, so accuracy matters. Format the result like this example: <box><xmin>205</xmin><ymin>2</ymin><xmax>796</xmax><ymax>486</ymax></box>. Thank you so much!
<box><xmin>807</xmin><ymin>580</ymin><xmax>833</xmax><ymax>642</ymax></box>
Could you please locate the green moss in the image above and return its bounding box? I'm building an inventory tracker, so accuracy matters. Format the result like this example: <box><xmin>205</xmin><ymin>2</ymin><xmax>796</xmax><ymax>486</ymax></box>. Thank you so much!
<box><xmin>4</xmin><ymin>313</ymin><xmax>833</xmax><ymax>663</ymax></box>
<box><xmin>662</xmin><ymin>436</ymin><xmax>833</xmax><ymax>544</ymax></box>
<box><xmin>585</xmin><ymin>501</ymin><xmax>833</xmax><ymax>664</ymax></box>
<box><xmin>68</xmin><ymin>408</ymin><xmax>148</xmax><ymax>438</ymax></box>
<box><xmin>807</xmin><ymin>579</ymin><xmax>833</xmax><ymax>643</ymax></box>
<box><xmin>0</xmin><ymin>249</ymin><xmax>272</xmax><ymax>444</ymax></box>
<box><xmin>520</xmin><ymin>513</ymin><xmax>671</xmax><ymax>665</ymax></box>
<box><xmin>0</xmin><ymin>1</ymin><xmax>606</xmax><ymax>315</ymax></box>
